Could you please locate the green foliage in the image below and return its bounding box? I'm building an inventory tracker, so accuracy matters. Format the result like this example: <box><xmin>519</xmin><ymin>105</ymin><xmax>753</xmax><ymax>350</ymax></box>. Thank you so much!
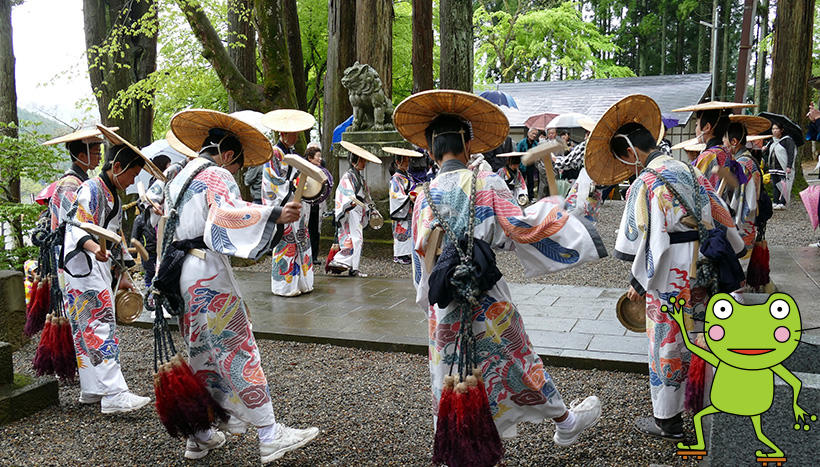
<box><xmin>298</xmin><ymin>0</ymin><xmax>328</xmax><ymax>116</ymax></box>
<box><xmin>474</xmin><ymin>1</ymin><xmax>634</xmax><ymax>84</ymax></box>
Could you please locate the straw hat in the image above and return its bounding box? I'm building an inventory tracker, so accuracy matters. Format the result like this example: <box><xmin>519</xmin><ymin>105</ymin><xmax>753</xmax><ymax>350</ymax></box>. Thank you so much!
<box><xmin>169</xmin><ymin>109</ymin><xmax>273</xmax><ymax>167</ymax></box>
<box><xmin>165</xmin><ymin>130</ymin><xmax>198</xmax><ymax>159</ymax></box>
<box><xmin>746</xmin><ymin>134</ymin><xmax>772</xmax><ymax>143</ymax></box>
<box><xmin>96</xmin><ymin>125</ymin><xmax>165</xmax><ymax>181</ymax></box>
<box><xmin>392</xmin><ymin>89</ymin><xmax>509</xmax><ymax>153</ymax></box>
<box><xmin>42</xmin><ymin>126</ymin><xmax>118</xmax><ymax>146</ymax></box>
<box><xmin>382</xmin><ymin>146</ymin><xmax>423</xmax><ymax>158</ymax></box>
<box><xmin>496</xmin><ymin>151</ymin><xmax>526</xmax><ymax>158</ymax></box>
<box><xmin>684</xmin><ymin>142</ymin><xmax>706</xmax><ymax>153</ymax></box>
<box><xmin>671</xmin><ymin>101</ymin><xmax>755</xmax><ymax>112</ymax></box>
<box><xmin>670</xmin><ymin>136</ymin><xmax>700</xmax><ymax>151</ymax></box>
<box><xmin>340</xmin><ymin>141</ymin><xmax>382</xmax><ymax>164</ymax></box>
<box><xmin>261</xmin><ymin>109</ymin><xmax>316</xmax><ymax>133</ymax></box>
<box><xmin>728</xmin><ymin>115</ymin><xmax>771</xmax><ymax>135</ymax></box>
<box><xmin>584</xmin><ymin>95</ymin><xmax>662</xmax><ymax>186</ymax></box>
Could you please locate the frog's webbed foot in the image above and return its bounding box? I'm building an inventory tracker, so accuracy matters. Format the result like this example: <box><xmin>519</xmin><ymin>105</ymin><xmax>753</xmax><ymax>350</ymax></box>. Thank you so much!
<box><xmin>677</xmin><ymin>442</ymin><xmax>705</xmax><ymax>450</ymax></box>
<box><xmin>755</xmin><ymin>448</ymin><xmax>784</xmax><ymax>458</ymax></box>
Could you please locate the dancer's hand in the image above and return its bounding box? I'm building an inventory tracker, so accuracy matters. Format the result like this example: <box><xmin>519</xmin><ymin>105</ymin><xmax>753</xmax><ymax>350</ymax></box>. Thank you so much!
<box><xmin>278</xmin><ymin>201</ymin><xmax>302</xmax><ymax>223</ymax></box>
<box><xmin>626</xmin><ymin>285</ymin><xmax>644</xmax><ymax>302</ymax></box>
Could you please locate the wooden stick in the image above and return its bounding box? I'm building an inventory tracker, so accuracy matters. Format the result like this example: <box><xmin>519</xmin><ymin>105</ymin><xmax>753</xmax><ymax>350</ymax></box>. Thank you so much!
<box><xmin>292</xmin><ymin>176</ymin><xmax>308</xmax><ymax>203</ymax></box>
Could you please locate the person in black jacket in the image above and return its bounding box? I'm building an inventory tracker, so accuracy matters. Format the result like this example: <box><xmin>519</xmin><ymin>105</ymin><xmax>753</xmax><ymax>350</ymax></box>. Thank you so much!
<box><xmin>482</xmin><ymin>136</ymin><xmax>514</xmax><ymax>172</ymax></box>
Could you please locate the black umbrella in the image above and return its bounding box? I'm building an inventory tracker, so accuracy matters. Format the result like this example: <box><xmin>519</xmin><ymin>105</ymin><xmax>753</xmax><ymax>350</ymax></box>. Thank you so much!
<box><xmin>758</xmin><ymin>111</ymin><xmax>805</xmax><ymax>147</ymax></box>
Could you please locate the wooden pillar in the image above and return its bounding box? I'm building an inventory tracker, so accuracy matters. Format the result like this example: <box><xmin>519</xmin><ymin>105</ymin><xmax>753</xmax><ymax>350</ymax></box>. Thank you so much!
<box><xmin>439</xmin><ymin>0</ymin><xmax>472</xmax><ymax>92</ymax></box>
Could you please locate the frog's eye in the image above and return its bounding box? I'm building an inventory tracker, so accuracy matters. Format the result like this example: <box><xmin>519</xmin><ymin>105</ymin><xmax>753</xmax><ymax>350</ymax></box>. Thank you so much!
<box><xmin>770</xmin><ymin>299</ymin><xmax>789</xmax><ymax>320</ymax></box>
<box><xmin>713</xmin><ymin>299</ymin><xmax>733</xmax><ymax>319</ymax></box>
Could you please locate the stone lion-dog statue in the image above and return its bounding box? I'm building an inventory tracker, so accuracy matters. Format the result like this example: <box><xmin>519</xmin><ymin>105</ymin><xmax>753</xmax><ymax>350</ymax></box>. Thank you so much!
<box><xmin>341</xmin><ymin>61</ymin><xmax>395</xmax><ymax>132</ymax></box>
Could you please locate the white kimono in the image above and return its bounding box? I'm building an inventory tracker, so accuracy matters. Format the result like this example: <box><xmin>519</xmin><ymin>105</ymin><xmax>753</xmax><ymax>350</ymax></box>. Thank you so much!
<box><xmin>62</xmin><ymin>174</ymin><xmax>131</xmax><ymax>396</ymax></box>
<box><xmin>166</xmin><ymin>157</ymin><xmax>283</xmax><ymax>427</ymax></box>
<box><xmin>413</xmin><ymin>160</ymin><xmax>607</xmax><ymax>438</ymax></box>
<box><xmin>389</xmin><ymin>169</ymin><xmax>415</xmax><ymax>257</ymax></box>
<box><xmin>333</xmin><ymin>168</ymin><xmax>371</xmax><ymax>271</ymax></box>
<box><xmin>262</xmin><ymin>144</ymin><xmax>313</xmax><ymax>296</ymax></box>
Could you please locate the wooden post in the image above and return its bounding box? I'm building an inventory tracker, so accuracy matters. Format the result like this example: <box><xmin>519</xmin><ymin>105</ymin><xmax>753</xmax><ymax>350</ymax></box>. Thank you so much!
<box><xmin>439</xmin><ymin>0</ymin><xmax>472</xmax><ymax>92</ymax></box>
<box><xmin>412</xmin><ymin>0</ymin><xmax>434</xmax><ymax>93</ymax></box>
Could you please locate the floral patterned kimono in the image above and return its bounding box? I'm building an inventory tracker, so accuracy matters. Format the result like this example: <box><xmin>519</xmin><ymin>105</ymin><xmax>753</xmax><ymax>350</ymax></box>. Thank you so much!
<box><xmin>614</xmin><ymin>152</ymin><xmax>744</xmax><ymax>420</ymax></box>
<box><xmin>262</xmin><ymin>143</ymin><xmax>313</xmax><ymax>296</ymax></box>
<box><xmin>166</xmin><ymin>157</ymin><xmax>283</xmax><ymax>427</ymax></box>
<box><xmin>496</xmin><ymin>166</ymin><xmax>528</xmax><ymax>205</ymax></box>
<box><xmin>563</xmin><ymin>168</ymin><xmax>603</xmax><ymax>223</ymax></box>
<box><xmin>729</xmin><ymin>148</ymin><xmax>761</xmax><ymax>252</ymax></box>
<box><xmin>62</xmin><ymin>173</ymin><xmax>131</xmax><ymax>396</ymax></box>
<box><xmin>48</xmin><ymin>164</ymin><xmax>89</xmax><ymax>307</ymax></box>
<box><xmin>412</xmin><ymin>160</ymin><xmax>607</xmax><ymax>438</ymax></box>
<box><xmin>389</xmin><ymin>169</ymin><xmax>415</xmax><ymax>257</ymax></box>
<box><xmin>334</xmin><ymin>167</ymin><xmax>372</xmax><ymax>271</ymax></box>
<box><xmin>693</xmin><ymin>140</ymin><xmax>733</xmax><ymax>191</ymax></box>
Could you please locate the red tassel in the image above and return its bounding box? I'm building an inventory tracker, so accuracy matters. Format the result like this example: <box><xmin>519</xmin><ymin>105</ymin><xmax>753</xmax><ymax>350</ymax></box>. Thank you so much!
<box><xmin>33</xmin><ymin>314</ymin><xmax>56</xmax><ymax>376</ymax></box>
<box><xmin>746</xmin><ymin>241</ymin><xmax>770</xmax><ymax>289</ymax></box>
<box><xmin>432</xmin><ymin>375</ymin><xmax>456</xmax><ymax>466</ymax></box>
<box><xmin>469</xmin><ymin>369</ymin><xmax>504</xmax><ymax>464</ymax></box>
<box><xmin>324</xmin><ymin>244</ymin><xmax>340</xmax><ymax>273</ymax></box>
<box><xmin>685</xmin><ymin>353</ymin><xmax>707</xmax><ymax>413</ymax></box>
<box><xmin>24</xmin><ymin>279</ymin><xmax>47</xmax><ymax>337</ymax></box>
<box><xmin>52</xmin><ymin>317</ymin><xmax>77</xmax><ymax>381</ymax></box>
<box><xmin>154</xmin><ymin>354</ymin><xmax>227</xmax><ymax>437</ymax></box>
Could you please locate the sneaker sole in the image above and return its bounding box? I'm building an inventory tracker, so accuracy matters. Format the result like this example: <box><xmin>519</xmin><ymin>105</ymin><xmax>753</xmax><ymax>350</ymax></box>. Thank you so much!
<box><xmin>261</xmin><ymin>430</ymin><xmax>319</xmax><ymax>464</ymax></box>
<box><xmin>100</xmin><ymin>398</ymin><xmax>151</xmax><ymax>414</ymax></box>
<box><xmin>78</xmin><ymin>397</ymin><xmax>102</xmax><ymax>404</ymax></box>
<box><xmin>184</xmin><ymin>437</ymin><xmax>227</xmax><ymax>460</ymax></box>
<box><xmin>553</xmin><ymin>412</ymin><xmax>602</xmax><ymax>446</ymax></box>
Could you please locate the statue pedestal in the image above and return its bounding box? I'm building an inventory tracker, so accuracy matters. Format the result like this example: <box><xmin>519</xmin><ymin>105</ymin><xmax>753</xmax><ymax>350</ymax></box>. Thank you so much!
<box><xmin>334</xmin><ymin>131</ymin><xmax>412</xmax><ymax>200</ymax></box>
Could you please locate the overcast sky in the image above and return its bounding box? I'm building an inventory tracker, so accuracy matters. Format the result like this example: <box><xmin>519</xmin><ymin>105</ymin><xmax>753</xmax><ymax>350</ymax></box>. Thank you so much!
<box><xmin>12</xmin><ymin>0</ymin><xmax>98</xmax><ymax>126</ymax></box>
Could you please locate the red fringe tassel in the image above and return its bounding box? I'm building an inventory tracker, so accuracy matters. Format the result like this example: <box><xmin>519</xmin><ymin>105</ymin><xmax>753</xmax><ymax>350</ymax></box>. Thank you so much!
<box><xmin>24</xmin><ymin>279</ymin><xmax>48</xmax><ymax>337</ymax></box>
<box><xmin>33</xmin><ymin>314</ymin><xmax>56</xmax><ymax>376</ymax></box>
<box><xmin>52</xmin><ymin>317</ymin><xmax>77</xmax><ymax>381</ymax></box>
<box><xmin>746</xmin><ymin>241</ymin><xmax>770</xmax><ymax>289</ymax></box>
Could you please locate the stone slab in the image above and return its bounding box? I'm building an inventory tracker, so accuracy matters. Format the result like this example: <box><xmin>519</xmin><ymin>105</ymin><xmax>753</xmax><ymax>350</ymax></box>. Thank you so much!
<box><xmin>526</xmin><ymin>330</ymin><xmax>593</xmax><ymax>351</ymax></box>
<box><xmin>0</xmin><ymin>271</ymin><xmax>27</xmax><ymax>351</ymax></box>
<box><xmin>707</xmin><ymin>371</ymin><xmax>820</xmax><ymax>466</ymax></box>
<box><xmin>0</xmin><ymin>376</ymin><xmax>59</xmax><ymax>426</ymax></box>
<box><xmin>0</xmin><ymin>342</ymin><xmax>11</xmax><ymax>385</ymax></box>
<box><xmin>587</xmin><ymin>334</ymin><xmax>647</xmax><ymax>355</ymax></box>
<box><xmin>520</xmin><ymin>316</ymin><xmax>577</xmax><ymax>333</ymax></box>
<box><xmin>571</xmin><ymin>319</ymin><xmax>627</xmax><ymax>336</ymax></box>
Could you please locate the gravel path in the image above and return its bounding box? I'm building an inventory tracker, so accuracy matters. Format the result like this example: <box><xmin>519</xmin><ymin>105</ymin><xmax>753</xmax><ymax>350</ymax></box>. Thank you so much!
<box><xmin>5</xmin><ymin>326</ymin><xmax>697</xmax><ymax>466</ymax></box>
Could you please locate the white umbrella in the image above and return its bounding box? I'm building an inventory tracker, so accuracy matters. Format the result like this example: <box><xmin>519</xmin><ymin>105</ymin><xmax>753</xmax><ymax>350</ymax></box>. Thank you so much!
<box><xmin>125</xmin><ymin>139</ymin><xmax>188</xmax><ymax>195</ymax></box>
<box><xmin>230</xmin><ymin>110</ymin><xmax>274</xmax><ymax>139</ymax></box>
<box><xmin>546</xmin><ymin>112</ymin><xmax>592</xmax><ymax>130</ymax></box>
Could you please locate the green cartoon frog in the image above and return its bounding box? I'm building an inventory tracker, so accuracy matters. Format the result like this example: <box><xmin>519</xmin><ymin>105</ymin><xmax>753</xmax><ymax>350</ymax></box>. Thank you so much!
<box><xmin>665</xmin><ymin>292</ymin><xmax>815</xmax><ymax>461</ymax></box>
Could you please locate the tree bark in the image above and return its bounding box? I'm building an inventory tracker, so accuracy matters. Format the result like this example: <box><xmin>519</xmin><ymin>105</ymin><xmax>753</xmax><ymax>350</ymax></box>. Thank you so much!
<box><xmin>0</xmin><ymin>0</ymin><xmax>21</xmax><ymax>248</ymax></box>
<box><xmin>322</xmin><ymin>0</ymin><xmax>356</xmax><ymax>186</ymax></box>
<box><xmin>412</xmin><ymin>0</ymin><xmax>433</xmax><ymax>93</ymax></box>
<box><xmin>719</xmin><ymin>0</ymin><xmax>731</xmax><ymax>100</ymax></box>
<box><xmin>753</xmin><ymin>0</ymin><xmax>768</xmax><ymax>112</ymax></box>
<box><xmin>283</xmin><ymin>0</ymin><xmax>308</xmax><ymax>112</ymax></box>
<box><xmin>83</xmin><ymin>0</ymin><xmax>157</xmax><ymax>147</ymax></box>
<box><xmin>355</xmin><ymin>0</ymin><xmax>393</xmax><ymax>99</ymax></box>
<box><xmin>767</xmin><ymin>0</ymin><xmax>816</xmax><ymax>192</ymax></box>
<box><xmin>440</xmin><ymin>0</ymin><xmax>472</xmax><ymax>92</ymax></box>
<box><xmin>253</xmin><ymin>0</ymin><xmax>299</xmax><ymax>111</ymax></box>
<box><xmin>734</xmin><ymin>0</ymin><xmax>756</xmax><ymax>103</ymax></box>
<box><xmin>227</xmin><ymin>0</ymin><xmax>257</xmax><ymax>112</ymax></box>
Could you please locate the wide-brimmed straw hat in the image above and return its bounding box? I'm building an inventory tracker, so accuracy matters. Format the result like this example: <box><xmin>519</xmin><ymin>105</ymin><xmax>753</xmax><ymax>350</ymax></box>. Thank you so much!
<box><xmin>340</xmin><ymin>141</ymin><xmax>382</xmax><ymax>164</ymax></box>
<box><xmin>261</xmin><ymin>109</ymin><xmax>316</xmax><ymax>133</ymax></box>
<box><xmin>746</xmin><ymin>134</ymin><xmax>772</xmax><ymax>143</ymax></box>
<box><xmin>96</xmin><ymin>125</ymin><xmax>165</xmax><ymax>181</ymax></box>
<box><xmin>42</xmin><ymin>126</ymin><xmax>118</xmax><ymax>146</ymax></box>
<box><xmin>670</xmin><ymin>137</ymin><xmax>700</xmax><ymax>151</ymax></box>
<box><xmin>496</xmin><ymin>151</ymin><xmax>526</xmax><ymax>158</ymax></box>
<box><xmin>684</xmin><ymin>142</ymin><xmax>706</xmax><ymax>153</ymax></box>
<box><xmin>165</xmin><ymin>130</ymin><xmax>198</xmax><ymax>159</ymax></box>
<box><xmin>170</xmin><ymin>109</ymin><xmax>273</xmax><ymax>167</ymax></box>
<box><xmin>584</xmin><ymin>95</ymin><xmax>661</xmax><ymax>186</ymax></box>
<box><xmin>728</xmin><ymin>115</ymin><xmax>771</xmax><ymax>135</ymax></box>
<box><xmin>392</xmin><ymin>90</ymin><xmax>509</xmax><ymax>153</ymax></box>
<box><xmin>671</xmin><ymin>101</ymin><xmax>755</xmax><ymax>112</ymax></box>
<box><xmin>382</xmin><ymin>146</ymin><xmax>423</xmax><ymax>158</ymax></box>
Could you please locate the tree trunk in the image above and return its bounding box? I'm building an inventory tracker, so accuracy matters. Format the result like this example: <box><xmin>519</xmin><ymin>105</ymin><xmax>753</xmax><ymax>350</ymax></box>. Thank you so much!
<box><xmin>440</xmin><ymin>0</ymin><xmax>472</xmax><ymax>91</ymax></box>
<box><xmin>767</xmin><ymin>0</ymin><xmax>816</xmax><ymax>193</ymax></box>
<box><xmin>84</xmin><ymin>0</ymin><xmax>157</xmax><ymax>146</ymax></box>
<box><xmin>253</xmin><ymin>0</ymin><xmax>299</xmax><ymax>112</ymax></box>
<box><xmin>719</xmin><ymin>0</ymin><xmax>731</xmax><ymax>100</ymax></box>
<box><xmin>283</xmin><ymin>0</ymin><xmax>308</xmax><ymax>112</ymax></box>
<box><xmin>753</xmin><ymin>0</ymin><xmax>768</xmax><ymax>112</ymax></box>
<box><xmin>355</xmin><ymin>0</ymin><xmax>393</xmax><ymax>99</ymax></box>
<box><xmin>660</xmin><ymin>11</ymin><xmax>666</xmax><ymax>75</ymax></box>
<box><xmin>227</xmin><ymin>0</ymin><xmax>257</xmax><ymax>112</ymax></box>
<box><xmin>412</xmin><ymin>0</ymin><xmax>433</xmax><ymax>93</ymax></box>
<box><xmin>0</xmin><ymin>0</ymin><xmax>21</xmax><ymax>248</ymax></box>
<box><xmin>322</xmin><ymin>0</ymin><xmax>356</xmax><ymax>186</ymax></box>
<box><xmin>734</xmin><ymin>0</ymin><xmax>756</xmax><ymax>103</ymax></box>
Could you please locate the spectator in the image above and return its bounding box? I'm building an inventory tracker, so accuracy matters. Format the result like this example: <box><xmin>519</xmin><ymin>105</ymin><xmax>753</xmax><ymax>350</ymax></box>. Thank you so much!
<box><xmin>517</xmin><ymin>127</ymin><xmax>540</xmax><ymax>198</ymax></box>
<box><xmin>244</xmin><ymin>164</ymin><xmax>264</xmax><ymax>204</ymax></box>
<box><xmin>764</xmin><ymin>123</ymin><xmax>797</xmax><ymax>209</ymax></box>
<box><xmin>304</xmin><ymin>146</ymin><xmax>333</xmax><ymax>265</ymax></box>
<box><xmin>807</xmin><ymin>100</ymin><xmax>820</xmax><ymax>174</ymax></box>
<box><xmin>483</xmin><ymin>136</ymin><xmax>514</xmax><ymax>172</ymax></box>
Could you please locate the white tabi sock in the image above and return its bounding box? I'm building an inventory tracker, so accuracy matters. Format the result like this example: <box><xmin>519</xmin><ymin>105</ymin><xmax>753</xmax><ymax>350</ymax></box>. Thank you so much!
<box><xmin>554</xmin><ymin>411</ymin><xmax>576</xmax><ymax>431</ymax></box>
<box><xmin>258</xmin><ymin>423</ymin><xmax>278</xmax><ymax>443</ymax></box>
<box><xmin>194</xmin><ymin>428</ymin><xmax>213</xmax><ymax>443</ymax></box>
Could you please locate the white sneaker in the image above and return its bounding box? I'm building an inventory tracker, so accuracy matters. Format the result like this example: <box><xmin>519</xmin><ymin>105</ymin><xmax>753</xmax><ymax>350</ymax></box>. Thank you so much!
<box><xmin>553</xmin><ymin>396</ymin><xmax>602</xmax><ymax>446</ymax></box>
<box><xmin>260</xmin><ymin>425</ymin><xmax>320</xmax><ymax>464</ymax></box>
<box><xmin>100</xmin><ymin>391</ymin><xmax>151</xmax><ymax>414</ymax></box>
<box><xmin>184</xmin><ymin>430</ymin><xmax>226</xmax><ymax>460</ymax></box>
<box><xmin>78</xmin><ymin>392</ymin><xmax>102</xmax><ymax>404</ymax></box>
<box><xmin>218</xmin><ymin>416</ymin><xmax>248</xmax><ymax>436</ymax></box>
<box><xmin>810</xmin><ymin>242</ymin><xmax>820</xmax><ymax>248</ymax></box>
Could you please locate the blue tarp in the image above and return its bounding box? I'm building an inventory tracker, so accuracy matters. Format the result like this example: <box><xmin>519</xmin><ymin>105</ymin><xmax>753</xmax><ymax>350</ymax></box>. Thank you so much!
<box><xmin>333</xmin><ymin>115</ymin><xmax>354</xmax><ymax>144</ymax></box>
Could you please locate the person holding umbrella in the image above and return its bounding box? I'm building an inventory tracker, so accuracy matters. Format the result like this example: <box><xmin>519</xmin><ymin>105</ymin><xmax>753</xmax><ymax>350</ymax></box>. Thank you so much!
<box><xmin>764</xmin><ymin>122</ymin><xmax>798</xmax><ymax>210</ymax></box>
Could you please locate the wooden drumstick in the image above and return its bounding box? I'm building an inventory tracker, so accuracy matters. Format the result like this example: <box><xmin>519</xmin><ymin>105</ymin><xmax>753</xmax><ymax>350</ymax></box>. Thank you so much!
<box><xmin>282</xmin><ymin>154</ymin><xmax>327</xmax><ymax>204</ymax></box>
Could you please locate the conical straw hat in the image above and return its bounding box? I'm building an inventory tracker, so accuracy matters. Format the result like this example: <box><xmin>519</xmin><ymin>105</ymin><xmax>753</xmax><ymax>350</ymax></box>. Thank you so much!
<box><xmin>42</xmin><ymin>126</ymin><xmax>118</xmax><ymax>146</ymax></box>
<box><xmin>261</xmin><ymin>109</ymin><xmax>316</xmax><ymax>133</ymax></box>
<box><xmin>729</xmin><ymin>115</ymin><xmax>771</xmax><ymax>135</ymax></box>
<box><xmin>382</xmin><ymin>146</ymin><xmax>423</xmax><ymax>158</ymax></box>
<box><xmin>671</xmin><ymin>101</ymin><xmax>755</xmax><ymax>112</ymax></box>
<box><xmin>165</xmin><ymin>130</ymin><xmax>198</xmax><ymax>159</ymax></box>
<box><xmin>684</xmin><ymin>143</ymin><xmax>706</xmax><ymax>153</ymax></box>
<box><xmin>584</xmin><ymin>95</ymin><xmax>662</xmax><ymax>186</ymax></box>
<box><xmin>96</xmin><ymin>125</ymin><xmax>166</xmax><ymax>181</ymax></box>
<box><xmin>170</xmin><ymin>109</ymin><xmax>273</xmax><ymax>167</ymax></box>
<box><xmin>340</xmin><ymin>141</ymin><xmax>382</xmax><ymax>164</ymax></box>
<box><xmin>496</xmin><ymin>151</ymin><xmax>526</xmax><ymax>158</ymax></box>
<box><xmin>746</xmin><ymin>134</ymin><xmax>772</xmax><ymax>143</ymax></box>
<box><xmin>392</xmin><ymin>89</ymin><xmax>509</xmax><ymax>153</ymax></box>
<box><xmin>670</xmin><ymin>137</ymin><xmax>701</xmax><ymax>151</ymax></box>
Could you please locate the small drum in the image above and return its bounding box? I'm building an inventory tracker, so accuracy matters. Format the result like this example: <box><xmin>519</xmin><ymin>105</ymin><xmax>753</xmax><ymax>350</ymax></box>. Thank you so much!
<box><xmin>517</xmin><ymin>194</ymin><xmax>529</xmax><ymax>206</ymax></box>
<box><xmin>369</xmin><ymin>209</ymin><xmax>384</xmax><ymax>230</ymax></box>
<box><xmin>115</xmin><ymin>289</ymin><xmax>144</xmax><ymax>324</ymax></box>
<box><xmin>301</xmin><ymin>176</ymin><xmax>327</xmax><ymax>202</ymax></box>
<box><xmin>616</xmin><ymin>292</ymin><xmax>646</xmax><ymax>333</ymax></box>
